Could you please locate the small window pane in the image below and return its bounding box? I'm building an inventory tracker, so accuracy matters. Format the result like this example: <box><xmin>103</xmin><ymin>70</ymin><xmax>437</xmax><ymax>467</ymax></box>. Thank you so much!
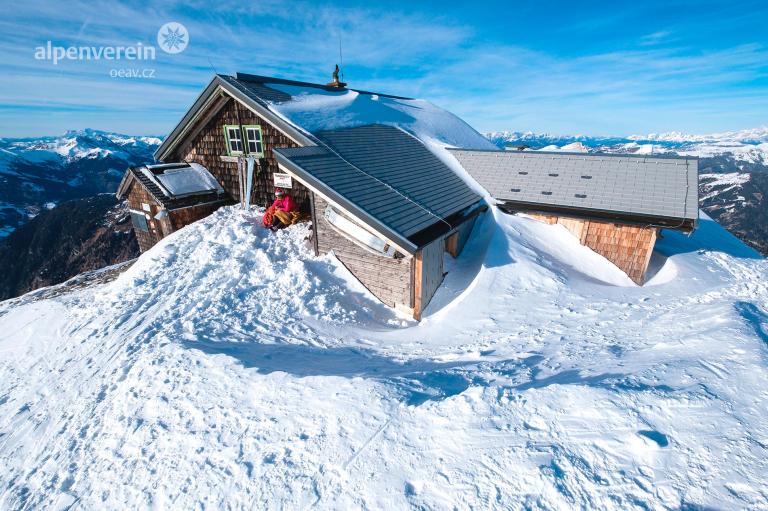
<box><xmin>243</xmin><ymin>126</ymin><xmax>263</xmax><ymax>156</ymax></box>
<box><xmin>130</xmin><ymin>211</ymin><xmax>149</xmax><ymax>232</ymax></box>
<box><xmin>225</xmin><ymin>126</ymin><xmax>243</xmax><ymax>155</ymax></box>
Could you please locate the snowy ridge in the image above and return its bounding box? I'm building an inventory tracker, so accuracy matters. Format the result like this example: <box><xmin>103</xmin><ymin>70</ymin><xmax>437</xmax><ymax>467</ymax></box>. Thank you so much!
<box><xmin>628</xmin><ymin>126</ymin><xmax>768</xmax><ymax>144</ymax></box>
<box><xmin>0</xmin><ymin>129</ymin><xmax>162</xmax><ymax>165</ymax></box>
<box><xmin>488</xmin><ymin>127</ymin><xmax>768</xmax><ymax>164</ymax></box>
<box><xmin>699</xmin><ymin>172</ymin><xmax>752</xmax><ymax>201</ymax></box>
<box><xmin>1</xmin><ymin>206</ymin><xmax>767</xmax><ymax>509</ymax></box>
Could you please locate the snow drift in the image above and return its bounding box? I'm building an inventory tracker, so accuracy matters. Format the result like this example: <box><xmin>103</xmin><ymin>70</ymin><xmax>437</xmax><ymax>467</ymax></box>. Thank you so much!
<box><xmin>1</xmin><ymin>205</ymin><xmax>767</xmax><ymax>509</ymax></box>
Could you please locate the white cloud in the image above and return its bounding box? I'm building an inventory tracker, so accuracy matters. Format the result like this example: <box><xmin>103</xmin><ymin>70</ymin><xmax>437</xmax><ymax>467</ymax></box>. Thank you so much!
<box><xmin>1</xmin><ymin>0</ymin><xmax>767</xmax><ymax>136</ymax></box>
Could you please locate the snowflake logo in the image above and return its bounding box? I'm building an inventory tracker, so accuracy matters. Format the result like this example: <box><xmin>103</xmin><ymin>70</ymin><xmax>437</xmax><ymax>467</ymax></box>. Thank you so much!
<box><xmin>157</xmin><ymin>22</ymin><xmax>189</xmax><ymax>54</ymax></box>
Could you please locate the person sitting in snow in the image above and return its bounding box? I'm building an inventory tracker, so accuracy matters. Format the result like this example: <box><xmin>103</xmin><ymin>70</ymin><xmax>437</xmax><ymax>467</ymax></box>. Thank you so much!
<box><xmin>263</xmin><ymin>188</ymin><xmax>299</xmax><ymax>231</ymax></box>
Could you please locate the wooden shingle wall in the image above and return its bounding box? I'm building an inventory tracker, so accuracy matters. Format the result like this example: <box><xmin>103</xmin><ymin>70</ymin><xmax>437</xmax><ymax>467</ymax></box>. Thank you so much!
<box><xmin>175</xmin><ymin>97</ymin><xmax>311</xmax><ymax>211</ymax></box>
<box><xmin>125</xmin><ymin>182</ymin><xmax>228</xmax><ymax>253</ymax></box>
<box><xmin>313</xmin><ymin>195</ymin><xmax>413</xmax><ymax>308</ymax></box>
<box><xmin>169</xmin><ymin>202</ymin><xmax>226</xmax><ymax>231</ymax></box>
<box><xmin>126</xmin><ymin>184</ymin><xmax>163</xmax><ymax>252</ymax></box>
<box><xmin>529</xmin><ymin>213</ymin><xmax>657</xmax><ymax>284</ymax></box>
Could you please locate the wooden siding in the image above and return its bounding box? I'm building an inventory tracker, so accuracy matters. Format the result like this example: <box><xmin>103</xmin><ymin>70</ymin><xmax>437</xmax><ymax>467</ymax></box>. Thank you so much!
<box><xmin>169</xmin><ymin>202</ymin><xmax>225</xmax><ymax>231</ymax></box>
<box><xmin>415</xmin><ymin>236</ymin><xmax>445</xmax><ymax>318</ymax></box>
<box><xmin>125</xmin><ymin>181</ymin><xmax>227</xmax><ymax>253</ymax></box>
<box><xmin>529</xmin><ymin>213</ymin><xmax>658</xmax><ymax>284</ymax></box>
<box><xmin>313</xmin><ymin>195</ymin><xmax>412</xmax><ymax>308</ymax></box>
<box><xmin>445</xmin><ymin>232</ymin><xmax>459</xmax><ymax>258</ymax></box>
<box><xmin>456</xmin><ymin>216</ymin><xmax>478</xmax><ymax>256</ymax></box>
<box><xmin>125</xmin><ymin>184</ymin><xmax>163</xmax><ymax>252</ymax></box>
<box><xmin>174</xmin><ymin>96</ymin><xmax>312</xmax><ymax>211</ymax></box>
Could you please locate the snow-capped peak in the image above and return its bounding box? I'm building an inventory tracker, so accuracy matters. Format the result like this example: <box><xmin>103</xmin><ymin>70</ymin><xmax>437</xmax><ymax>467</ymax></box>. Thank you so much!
<box><xmin>487</xmin><ymin>127</ymin><xmax>768</xmax><ymax>164</ymax></box>
<box><xmin>1</xmin><ymin>129</ymin><xmax>162</xmax><ymax>163</ymax></box>
<box><xmin>629</xmin><ymin>126</ymin><xmax>768</xmax><ymax>144</ymax></box>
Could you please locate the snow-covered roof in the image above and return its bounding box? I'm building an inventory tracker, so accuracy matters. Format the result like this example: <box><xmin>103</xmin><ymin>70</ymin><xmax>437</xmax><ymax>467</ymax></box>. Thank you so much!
<box><xmin>226</xmin><ymin>73</ymin><xmax>496</xmax><ymax>152</ymax></box>
<box><xmin>140</xmin><ymin>162</ymin><xmax>224</xmax><ymax>198</ymax></box>
<box><xmin>155</xmin><ymin>73</ymin><xmax>496</xmax><ymax>164</ymax></box>
<box><xmin>117</xmin><ymin>162</ymin><xmax>227</xmax><ymax>210</ymax></box>
<box><xmin>275</xmin><ymin>124</ymin><xmax>482</xmax><ymax>253</ymax></box>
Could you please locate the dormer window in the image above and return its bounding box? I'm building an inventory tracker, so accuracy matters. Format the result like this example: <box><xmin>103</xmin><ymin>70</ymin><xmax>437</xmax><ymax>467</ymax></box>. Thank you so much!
<box><xmin>224</xmin><ymin>125</ymin><xmax>243</xmax><ymax>156</ymax></box>
<box><xmin>243</xmin><ymin>125</ymin><xmax>264</xmax><ymax>157</ymax></box>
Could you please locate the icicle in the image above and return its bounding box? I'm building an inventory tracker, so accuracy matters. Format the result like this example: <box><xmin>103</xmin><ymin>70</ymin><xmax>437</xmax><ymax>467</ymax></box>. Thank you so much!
<box><xmin>244</xmin><ymin>156</ymin><xmax>255</xmax><ymax>210</ymax></box>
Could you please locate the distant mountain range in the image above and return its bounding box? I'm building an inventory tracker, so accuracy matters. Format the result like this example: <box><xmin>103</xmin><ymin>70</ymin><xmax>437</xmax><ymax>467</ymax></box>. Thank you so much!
<box><xmin>0</xmin><ymin>127</ymin><xmax>765</xmax><ymax>301</ymax></box>
<box><xmin>487</xmin><ymin>127</ymin><xmax>768</xmax><ymax>255</ymax></box>
<box><xmin>0</xmin><ymin>129</ymin><xmax>161</xmax><ymax>237</ymax></box>
<box><xmin>487</xmin><ymin>126</ymin><xmax>768</xmax><ymax>164</ymax></box>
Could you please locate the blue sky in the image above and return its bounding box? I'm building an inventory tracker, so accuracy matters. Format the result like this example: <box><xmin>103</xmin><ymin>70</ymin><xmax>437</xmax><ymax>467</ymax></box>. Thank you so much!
<box><xmin>1</xmin><ymin>0</ymin><xmax>767</xmax><ymax>137</ymax></box>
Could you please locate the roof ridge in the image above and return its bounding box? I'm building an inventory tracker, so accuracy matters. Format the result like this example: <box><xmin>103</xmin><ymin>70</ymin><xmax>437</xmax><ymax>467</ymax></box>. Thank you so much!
<box><xmin>448</xmin><ymin>147</ymin><xmax>698</xmax><ymax>161</ymax></box>
<box><xmin>231</xmin><ymin>72</ymin><xmax>413</xmax><ymax>101</ymax></box>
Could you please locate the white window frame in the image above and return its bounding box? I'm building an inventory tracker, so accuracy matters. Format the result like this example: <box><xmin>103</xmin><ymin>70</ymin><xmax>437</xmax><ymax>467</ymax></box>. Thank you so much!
<box><xmin>129</xmin><ymin>209</ymin><xmax>150</xmax><ymax>232</ymax></box>
<box><xmin>324</xmin><ymin>206</ymin><xmax>396</xmax><ymax>258</ymax></box>
<box><xmin>242</xmin><ymin>125</ymin><xmax>264</xmax><ymax>157</ymax></box>
<box><xmin>223</xmin><ymin>125</ymin><xmax>244</xmax><ymax>156</ymax></box>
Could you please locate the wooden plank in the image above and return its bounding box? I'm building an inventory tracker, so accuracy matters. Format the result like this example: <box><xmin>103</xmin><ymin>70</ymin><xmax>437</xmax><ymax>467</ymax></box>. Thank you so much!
<box><xmin>418</xmin><ymin>236</ymin><xmax>445</xmax><ymax>315</ymax></box>
<box><xmin>445</xmin><ymin>232</ymin><xmax>459</xmax><ymax>258</ymax></box>
<box><xmin>529</xmin><ymin>213</ymin><xmax>658</xmax><ymax>285</ymax></box>
<box><xmin>413</xmin><ymin>249</ymin><xmax>423</xmax><ymax>321</ymax></box>
<box><xmin>314</xmin><ymin>195</ymin><xmax>412</xmax><ymax>308</ymax></box>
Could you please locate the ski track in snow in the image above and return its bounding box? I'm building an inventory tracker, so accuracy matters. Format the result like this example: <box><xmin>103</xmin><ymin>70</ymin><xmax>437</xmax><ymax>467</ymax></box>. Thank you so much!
<box><xmin>0</xmin><ymin>206</ymin><xmax>767</xmax><ymax>509</ymax></box>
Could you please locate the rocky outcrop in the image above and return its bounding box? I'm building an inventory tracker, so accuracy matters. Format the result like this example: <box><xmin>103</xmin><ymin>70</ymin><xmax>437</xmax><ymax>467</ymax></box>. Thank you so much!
<box><xmin>0</xmin><ymin>195</ymin><xmax>139</xmax><ymax>300</ymax></box>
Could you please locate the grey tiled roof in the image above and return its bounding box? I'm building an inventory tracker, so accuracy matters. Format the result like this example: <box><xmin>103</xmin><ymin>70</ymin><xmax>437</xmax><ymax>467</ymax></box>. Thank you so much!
<box><xmin>450</xmin><ymin>149</ymin><xmax>698</xmax><ymax>224</ymax></box>
<box><xmin>274</xmin><ymin>124</ymin><xmax>481</xmax><ymax>250</ymax></box>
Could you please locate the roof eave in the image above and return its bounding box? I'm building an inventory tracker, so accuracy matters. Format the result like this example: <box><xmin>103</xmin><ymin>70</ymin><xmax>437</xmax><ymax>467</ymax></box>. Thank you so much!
<box><xmin>154</xmin><ymin>74</ymin><xmax>317</xmax><ymax>162</ymax></box>
<box><xmin>273</xmin><ymin>150</ymin><xmax>419</xmax><ymax>255</ymax></box>
<box><xmin>115</xmin><ymin>168</ymin><xmax>136</xmax><ymax>199</ymax></box>
<box><xmin>497</xmin><ymin>200</ymin><xmax>698</xmax><ymax>232</ymax></box>
<box><xmin>406</xmin><ymin>201</ymin><xmax>487</xmax><ymax>247</ymax></box>
<box><xmin>218</xmin><ymin>76</ymin><xmax>316</xmax><ymax>147</ymax></box>
<box><xmin>154</xmin><ymin>76</ymin><xmax>224</xmax><ymax>161</ymax></box>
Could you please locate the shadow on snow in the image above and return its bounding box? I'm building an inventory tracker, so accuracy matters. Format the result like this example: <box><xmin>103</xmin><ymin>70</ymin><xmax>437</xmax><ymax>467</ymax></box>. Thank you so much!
<box><xmin>656</xmin><ymin>216</ymin><xmax>762</xmax><ymax>260</ymax></box>
<box><xmin>182</xmin><ymin>341</ymin><xmax>678</xmax><ymax>406</ymax></box>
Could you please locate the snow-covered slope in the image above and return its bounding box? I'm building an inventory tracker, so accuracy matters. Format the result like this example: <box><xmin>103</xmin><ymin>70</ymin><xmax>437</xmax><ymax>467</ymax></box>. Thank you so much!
<box><xmin>1</xmin><ymin>205</ymin><xmax>767</xmax><ymax>509</ymax></box>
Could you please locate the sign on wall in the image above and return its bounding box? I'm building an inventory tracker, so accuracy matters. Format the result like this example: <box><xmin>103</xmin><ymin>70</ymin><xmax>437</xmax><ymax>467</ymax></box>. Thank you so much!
<box><xmin>273</xmin><ymin>172</ymin><xmax>293</xmax><ymax>189</ymax></box>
